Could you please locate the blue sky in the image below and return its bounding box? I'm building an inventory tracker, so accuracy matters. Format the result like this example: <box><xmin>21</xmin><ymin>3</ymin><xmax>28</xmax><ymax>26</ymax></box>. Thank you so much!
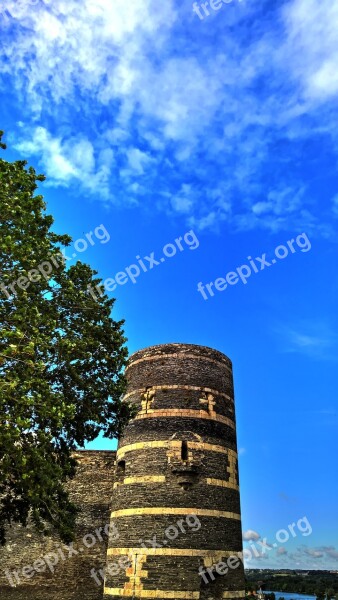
<box><xmin>1</xmin><ymin>0</ymin><xmax>338</xmax><ymax>571</ymax></box>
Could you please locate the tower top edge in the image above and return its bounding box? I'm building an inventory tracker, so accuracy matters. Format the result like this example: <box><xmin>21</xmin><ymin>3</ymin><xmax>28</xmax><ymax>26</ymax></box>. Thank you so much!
<box><xmin>127</xmin><ymin>343</ymin><xmax>232</xmax><ymax>366</ymax></box>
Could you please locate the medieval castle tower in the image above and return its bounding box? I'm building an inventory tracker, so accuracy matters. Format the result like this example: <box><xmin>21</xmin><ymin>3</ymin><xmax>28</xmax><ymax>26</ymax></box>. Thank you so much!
<box><xmin>0</xmin><ymin>343</ymin><xmax>245</xmax><ymax>600</ymax></box>
<box><xmin>104</xmin><ymin>343</ymin><xmax>245</xmax><ymax>599</ymax></box>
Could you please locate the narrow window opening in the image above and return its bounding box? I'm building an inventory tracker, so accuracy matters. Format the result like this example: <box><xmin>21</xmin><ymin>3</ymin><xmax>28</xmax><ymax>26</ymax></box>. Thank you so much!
<box><xmin>181</xmin><ymin>440</ymin><xmax>188</xmax><ymax>461</ymax></box>
<box><xmin>117</xmin><ymin>460</ymin><xmax>126</xmax><ymax>474</ymax></box>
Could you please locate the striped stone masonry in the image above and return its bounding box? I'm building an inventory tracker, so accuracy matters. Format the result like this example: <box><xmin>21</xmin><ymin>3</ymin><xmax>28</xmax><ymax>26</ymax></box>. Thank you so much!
<box><xmin>104</xmin><ymin>343</ymin><xmax>245</xmax><ymax>600</ymax></box>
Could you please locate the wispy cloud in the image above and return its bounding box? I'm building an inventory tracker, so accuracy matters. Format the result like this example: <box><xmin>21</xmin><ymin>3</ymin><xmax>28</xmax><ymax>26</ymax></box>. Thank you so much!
<box><xmin>277</xmin><ymin>320</ymin><xmax>337</xmax><ymax>359</ymax></box>
<box><xmin>293</xmin><ymin>545</ymin><xmax>338</xmax><ymax>564</ymax></box>
<box><xmin>319</xmin><ymin>546</ymin><xmax>338</xmax><ymax>560</ymax></box>
<box><xmin>279</xmin><ymin>492</ymin><xmax>297</xmax><ymax>503</ymax></box>
<box><xmin>245</xmin><ymin>543</ymin><xmax>338</xmax><ymax>569</ymax></box>
<box><xmin>1</xmin><ymin>0</ymin><xmax>338</xmax><ymax>234</ymax></box>
<box><xmin>14</xmin><ymin>126</ymin><xmax>115</xmax><ymax>199</ymax></box>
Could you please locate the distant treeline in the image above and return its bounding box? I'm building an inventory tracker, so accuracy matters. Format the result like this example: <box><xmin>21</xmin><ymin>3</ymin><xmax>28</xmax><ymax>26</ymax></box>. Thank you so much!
<box><xmin>245</xmin><ymin>569</ymin><xmax>338</xmax><ymax>599</ymax></box>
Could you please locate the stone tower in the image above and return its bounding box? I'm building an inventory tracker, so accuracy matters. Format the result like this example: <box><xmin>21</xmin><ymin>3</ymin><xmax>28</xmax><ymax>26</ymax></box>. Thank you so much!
<box><xmin>103</xmin><ymin>343</ymin><xmax>245</xmax><ymax>600</ymax></box>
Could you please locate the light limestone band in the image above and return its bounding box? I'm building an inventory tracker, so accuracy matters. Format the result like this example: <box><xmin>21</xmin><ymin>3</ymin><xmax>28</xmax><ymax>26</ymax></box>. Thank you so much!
<box><xmin>125</xmin><ymin>352</ymin><xmax>231</xmax><ymax>372</ymax></box>
<box><xmin>107</xmin><ymin>547</ymin><xmax>243</xmax><ymax>558</ymax></box>
<box><xmin>104</xmin><ymin>590</ymin><xmax>245</xmax><ymax>598</ymax></box>
<box><xmin>123</xmin><ymin>385</ymin><xmax>233</xmax><ymax>403</ymax></box>
<box><xmin>205</xmin><ymin>477</ymin><xmax>239</xmax><ymax>491</ymax></box>
<box><xmin>117</xmin><ymin>441</ymin><xmax>238</xmax><ymax>459</ymax></box>
<box><xmin>133</xmin><ymin>409</ymin><xmax>235</xmax><ymax>429</ymax></box>
<box><xmin>104</xmin><ymin>549</ymin><xmax>244</xmax><ymax>599</ymax></box>
<box><xmin>110</xmin><ymin>507</ymin><xmax>241</xmax><ymax>520</ymax></box>
<box><xmin>104</xmin><ymin>590</ymin><xmax>199</xmax><ymax>598</ymax></box>
<box><xmin>115</xmin><ymin>443</ymin><xmax>239</xmax><ymax>491</ymax></box>
<box><xmin>113</xmin><ymin>476</ymin><xmax>166</xmax><ymax>488</ymax></box>
<box><xmin>113</xmin><ymin>476</ymin><xmax>239</xmax><ymax>492</ymax></box>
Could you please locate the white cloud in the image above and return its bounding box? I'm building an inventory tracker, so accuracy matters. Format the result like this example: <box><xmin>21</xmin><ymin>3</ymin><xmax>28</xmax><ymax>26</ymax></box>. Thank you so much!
<box><xmin>125</xmin><ymin>148</ymin><xmax>153</xmax><ymax>175</ymax></box>
<box><xmin>295</xmin><ymin>545</ymin><xmax>338</xmax><ymax>564</ymax></box>
<box><xmin>170</xmin><ymin>184</ymin><xmax>195</xmax><ymax>214</ymax></box>
<box><xmin>320</xmin><ymin>546</ymin><xmax>338</xmax><ymax>561</ymax></box>
<box><xmin>304</xmin><ymin>548</ymin><xmax>324</xmax><ymax>558</ymax></box>
<box><xmin>243</xmin><ymin>529</ymin><xmax>260</xmax><ymax>541</ymax></box>
<box><xmin>281</xmin><ymin>0</ymin><xmax>338</xmax><ymax>102</ymax></box>
<box><xmin>2</xmin><ymin>0</ymin><xmax>338</xmax><ymax>232</ymax></box>
<box><xmin>15</xmin><ymin>127</ymin><xmax>77</xmax><ymax>182</ymax></box>
<box><xmin>14</xmin><ymin>127</ymin><xmax>116</xmax><ymax>199</ymax></box>
<box><xmin>252</xmin><ymin>202</ymin><xmax>272</xmax><ymax>216</ymax></box>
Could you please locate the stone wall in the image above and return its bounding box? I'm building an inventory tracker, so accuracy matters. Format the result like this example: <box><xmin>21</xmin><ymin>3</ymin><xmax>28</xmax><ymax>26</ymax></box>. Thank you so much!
<box><xmin>0</xmin><ymin>450</ymin><xmax>116</xmax><ymax>600</ymax></box>
<box><xmin>0</xmin><ymin>342</ymin><xmax>245</xmax><ymax>600</ymax></box>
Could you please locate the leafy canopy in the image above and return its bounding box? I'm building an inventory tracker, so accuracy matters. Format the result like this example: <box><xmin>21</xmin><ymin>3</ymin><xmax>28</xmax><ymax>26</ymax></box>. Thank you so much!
<box><xmin>0</xmin><ymin>131</ymin><xmax>132</xmax><ymax>544</ymax></box>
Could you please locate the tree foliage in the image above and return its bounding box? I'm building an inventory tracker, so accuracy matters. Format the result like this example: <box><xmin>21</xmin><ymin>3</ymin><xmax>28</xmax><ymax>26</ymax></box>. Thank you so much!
<box><xmin>0</xmin><ymin>131</ymin><xmax>132</xmax><ymax>544</ymax></box>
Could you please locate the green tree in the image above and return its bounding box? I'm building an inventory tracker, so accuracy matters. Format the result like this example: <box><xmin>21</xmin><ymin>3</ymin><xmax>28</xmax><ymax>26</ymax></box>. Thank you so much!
<box><xmin>0</xmin><ymin>131</ymin><xmax>133</xmax><ymax>544</ymax></box>
<box><xmin>326</xmin><ymin>589</ymin><xmax>335</xmax><ymax>600</ymax></box>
